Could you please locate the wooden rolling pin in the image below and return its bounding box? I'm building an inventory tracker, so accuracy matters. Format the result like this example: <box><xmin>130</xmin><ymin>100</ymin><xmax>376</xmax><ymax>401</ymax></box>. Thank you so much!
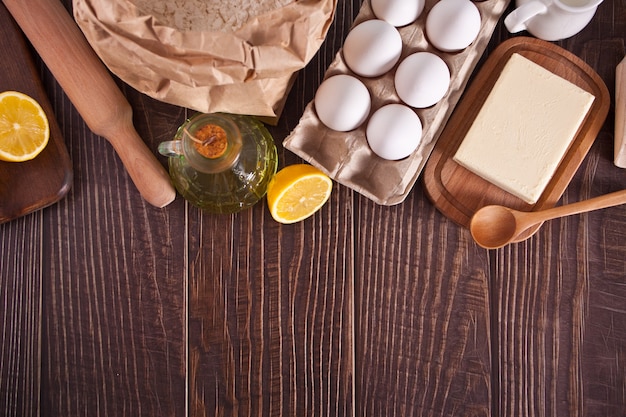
<box><xmin>616</xmin><ymin>56</ymin><xmax>626</xmax><ymax>168</ymax></box>
<box><xmin>2</xmin><ymin>0</ymin><xmax>176</xmax><ymax>207</ymax></box>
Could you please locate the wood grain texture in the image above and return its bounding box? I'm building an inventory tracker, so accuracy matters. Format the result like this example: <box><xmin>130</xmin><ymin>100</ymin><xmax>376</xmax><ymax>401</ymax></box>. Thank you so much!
<box><xmin>187</xmin><ymin>188</ymin><xmax>353</xmax><ymax>417</ymax></box>
<box><xmin>187</xmin><ymin>1</ymin><xmax>361</xmax><ymax>415</ymax></box>
<box><xmin>492</xmin><ymin>186</ymin><xmax>626</xmax><ymax>416</ymax></box>
<box><xmin>1</xmin><ymin>1</ymin><xmax>625</xmax><ymax>417</ymax></box>
<box><xmin>490</xmin><ymin>4</ymin><xmax>626</xmax><ymax>415</ymax></box>
<box><xmin>354</xmin><ymin>188</ymin><xmax>492</xmax><ymax>416</ymax></box>
<box><xmin>0</xmin><ymin>212</ymin><xmax>42</xmax><ymax>417</ymax></box>
<box><xmin>39</xmin><ymin>81</ymin><xmax>188</xmax><ymax>416</ymax></box>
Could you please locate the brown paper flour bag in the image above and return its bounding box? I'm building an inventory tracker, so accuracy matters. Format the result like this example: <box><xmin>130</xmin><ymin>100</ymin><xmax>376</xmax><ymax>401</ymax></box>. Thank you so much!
<box><xmin>73</xmin><ymin>0</ymin><xmax>337</xmax><ymax>122</ymax></box>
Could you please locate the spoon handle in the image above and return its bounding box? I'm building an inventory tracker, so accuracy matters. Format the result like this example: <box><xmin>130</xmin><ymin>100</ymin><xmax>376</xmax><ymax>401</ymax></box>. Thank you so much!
<box><xmin>529</xmin><ymin>189</ymin><xmax>626</xmax><ymax>224</ymax></box>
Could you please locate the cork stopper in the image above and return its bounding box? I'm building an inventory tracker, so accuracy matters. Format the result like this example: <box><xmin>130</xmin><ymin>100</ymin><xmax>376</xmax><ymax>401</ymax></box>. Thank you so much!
<box><xmin>193</xmin><ymin>123</ymin><xmax>228</xmax><ymax>159</ymax></box>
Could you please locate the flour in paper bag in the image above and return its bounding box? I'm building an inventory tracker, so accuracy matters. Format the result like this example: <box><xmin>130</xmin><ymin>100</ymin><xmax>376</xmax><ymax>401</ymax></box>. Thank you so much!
<box><xmin>130</xmin><ymin>0</ymin><xmax>295</xmax><ymax>32</ymax></box>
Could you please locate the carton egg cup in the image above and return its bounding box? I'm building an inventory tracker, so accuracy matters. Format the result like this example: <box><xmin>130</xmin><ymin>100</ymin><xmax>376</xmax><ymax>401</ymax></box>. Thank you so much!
<box><xmin>283</xmin><ymin>0</ymin><xmax>511</xmax><ymax>206</ymax></box>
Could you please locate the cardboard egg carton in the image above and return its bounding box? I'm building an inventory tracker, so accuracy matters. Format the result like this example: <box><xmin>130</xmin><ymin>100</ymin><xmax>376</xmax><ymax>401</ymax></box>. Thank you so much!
<box><xmin>284</xmin><ymin>0</ymin><xmax>511</xmax><ymax>205</ymax></box>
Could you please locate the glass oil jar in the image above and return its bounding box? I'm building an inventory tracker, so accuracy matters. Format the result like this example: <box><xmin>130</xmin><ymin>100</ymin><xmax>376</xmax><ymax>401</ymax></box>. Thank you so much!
<box><xmin>158</xmin><ymin>113</ymin><xmax>278</xmax><ymax>214</ymax></box>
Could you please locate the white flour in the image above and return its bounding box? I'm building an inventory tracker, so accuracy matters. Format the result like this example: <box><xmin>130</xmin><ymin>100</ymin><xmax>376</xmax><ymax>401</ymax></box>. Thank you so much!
<box><xmin>130</xmin><ymin>0</ymin><xmax>295</xmax><ymax>32</ymax></box>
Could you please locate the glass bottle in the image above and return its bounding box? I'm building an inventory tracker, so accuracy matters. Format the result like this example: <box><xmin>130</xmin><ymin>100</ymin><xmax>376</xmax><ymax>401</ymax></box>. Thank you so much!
<box><xmin>158</xmin><ymin>112</ymin><xmax>278</xmax><ymax>214</ymax></box>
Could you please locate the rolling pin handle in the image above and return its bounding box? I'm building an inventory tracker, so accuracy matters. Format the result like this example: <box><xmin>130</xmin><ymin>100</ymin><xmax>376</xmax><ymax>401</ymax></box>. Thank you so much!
<box><xmin>2</xmin><ymin>0</ymin><xmax>177</xmax><ymax>207</ymax></box>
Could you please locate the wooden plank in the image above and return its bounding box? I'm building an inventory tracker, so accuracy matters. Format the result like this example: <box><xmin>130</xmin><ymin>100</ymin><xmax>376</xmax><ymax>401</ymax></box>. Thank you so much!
<box><xmin>187</xmin><ymin>186</ymin><xmax>354</xmax><ymax>416</ymax></box>
<box><xmin>491</xmin><ymin>8</ymin><xmax>626</xmax><ymax>415</ymax></box>
<box><xmin>0</xmin><ymin>213</ymin><xmax>42</xmax><ymax>417</ymax></box>
<box><xmin>353</xmin><ymin>191</ymin><xmax>493</xmax><ymax>416</ymax></box>
<box><xmin>186</xmin><ymin>2</ymin><xmax>361</xmax><ymax>414</ymax></box>
<box><xmin>0</xmin><ymin>1</ymin><xmax>619</xmax><ymax>417</ymax></box>
<box><xmin>492</xmin><ymin>190</ymin><xmax>626</xmax><ymax>416</ymax></box>
<box><xmin>38</xmin><ymin>60</ymin><xmax>189</xmax><ymax>415</ymax></box>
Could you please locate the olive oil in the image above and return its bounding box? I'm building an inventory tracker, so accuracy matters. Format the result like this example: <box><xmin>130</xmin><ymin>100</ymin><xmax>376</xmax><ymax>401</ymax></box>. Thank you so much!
<box><xmin>159</xmin><ymin>113</ymin><xmax>278</xmax><ymax>214</ymax></box>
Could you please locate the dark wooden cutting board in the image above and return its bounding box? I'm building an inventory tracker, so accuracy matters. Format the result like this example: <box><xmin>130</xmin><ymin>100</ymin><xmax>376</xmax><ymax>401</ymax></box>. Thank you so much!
<box><xmin>0</xmin><ymin>2</ymin><xmax>72</xmax><ymax>224</ymax></box>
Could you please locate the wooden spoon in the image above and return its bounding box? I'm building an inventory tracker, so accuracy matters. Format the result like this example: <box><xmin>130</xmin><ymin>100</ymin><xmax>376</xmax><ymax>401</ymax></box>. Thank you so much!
<box><xmin>2</xmin><ymin>0</ymin><xmax>176</xmax><ymax>208</ymax></box>
<box><xmin>470</xmin><ymin>189</ymin><xmax>626</xmax><ymax>249</ymax></box>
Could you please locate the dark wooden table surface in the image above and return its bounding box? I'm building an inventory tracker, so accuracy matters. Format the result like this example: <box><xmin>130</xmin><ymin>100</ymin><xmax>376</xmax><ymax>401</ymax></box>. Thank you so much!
<box><xmin>2</xmin><ymin>0</ymin><xmax>625</xmax><ymax>416</ymax></box>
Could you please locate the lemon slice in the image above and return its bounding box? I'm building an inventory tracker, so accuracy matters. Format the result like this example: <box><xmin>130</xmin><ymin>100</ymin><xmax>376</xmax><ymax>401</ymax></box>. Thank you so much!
<box><xmin>267</xmin><ymin>164</ymin><xmax>332</xmax><ymax>224</ymax></box>
<box><xmin>0</xmin><ymin>91</ymin><xmax>50</xmax><ymax>162</ymax></box>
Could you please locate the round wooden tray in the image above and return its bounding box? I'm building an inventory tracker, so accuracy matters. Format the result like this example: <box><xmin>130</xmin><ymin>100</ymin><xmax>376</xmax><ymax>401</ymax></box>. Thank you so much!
<box><xmin>422</xmin><ymin>37</ymin><xmax>610</xmax><ymax>242</ymax></box>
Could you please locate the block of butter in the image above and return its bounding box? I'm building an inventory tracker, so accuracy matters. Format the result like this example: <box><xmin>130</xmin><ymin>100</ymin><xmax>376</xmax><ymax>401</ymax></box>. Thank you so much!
<box><xmin>453</xmin><ymin>53</ymin><xmax>595</xmax><ymax>204</ymax></box>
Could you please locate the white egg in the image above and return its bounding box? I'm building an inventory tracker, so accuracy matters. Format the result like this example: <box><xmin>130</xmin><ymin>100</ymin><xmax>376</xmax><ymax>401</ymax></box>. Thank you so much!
<box><xmin>366</xmin><ymin>104</ymin><xmax>422</xmax><ymax>160</ymax></box>
<box><xmin>342</xmin><ymin>19</ymin><xmax>403</xmax><ymax>78</ymax></box>
<box><xmin>370</xmin><ymin>0</ymin><xmax>426</xmax><ymax>27</ymax></box>
<box><xmin>314</xmin><ymin>74</ymin><xmax>371</xmax><ymax>132</ymax></box>
<box><xmin>425</xmin><ymin>0</ymin><xmax>481</xmax><ymax>52</ymax></box>
<box><xmin>394</xmin><ymin>52</ymin><xmax>450</xmax><ymax>108</ymax></box>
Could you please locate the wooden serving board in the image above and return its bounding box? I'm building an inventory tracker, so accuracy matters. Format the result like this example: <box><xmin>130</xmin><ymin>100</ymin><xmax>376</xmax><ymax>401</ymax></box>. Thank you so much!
<box><xmin>0</xmin><ymin>2</ymin><xmax>72</xmax><ymax>224</ymax></box>
<box><xmin>423</xmin><ymin>37</ymin><xmax>610</xmax><ymax>242</ymax></box>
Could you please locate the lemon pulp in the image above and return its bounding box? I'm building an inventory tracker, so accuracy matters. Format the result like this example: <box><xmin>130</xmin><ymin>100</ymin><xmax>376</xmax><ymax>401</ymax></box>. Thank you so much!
<box><xmin>0</xmin><ymin>91</ymin><xmax>50</xmax><ymax>162</ymax></box>
<box><xmin>267</xmin><ymin>164</ymin><xmax>332</xmax><ymax>224</ymax></box>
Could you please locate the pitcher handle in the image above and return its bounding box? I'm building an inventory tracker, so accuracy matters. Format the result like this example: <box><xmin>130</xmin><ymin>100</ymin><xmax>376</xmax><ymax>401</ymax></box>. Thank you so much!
<box><xmin>158</xmin><ymin>140</ymin><xmax>184</xmax><ymax>157</ymax></box>
<box><xmin>504</xmin><ymin>1</ymin><xmax>548</xmax><ymax>33</ymax></box>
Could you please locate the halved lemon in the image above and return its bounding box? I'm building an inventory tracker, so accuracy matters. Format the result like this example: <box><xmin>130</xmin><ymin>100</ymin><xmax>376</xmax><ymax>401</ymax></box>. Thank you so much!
<box><xmin>0</xmin><ymin>91</ymin><xmax>50</xmax><ymax>162</ymax></box>
<box><xmin>267</xmin><ymin>164</ymin><xmax>333</xmax><ymax>224</ymax></box>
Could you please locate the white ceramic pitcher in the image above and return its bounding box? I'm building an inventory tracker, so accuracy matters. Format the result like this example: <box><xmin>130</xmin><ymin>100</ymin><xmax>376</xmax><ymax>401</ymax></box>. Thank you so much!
<box><xmin>504</xmin><ymin>0</ymin><xmax>604</xmax><ymax>41</ymax></box>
